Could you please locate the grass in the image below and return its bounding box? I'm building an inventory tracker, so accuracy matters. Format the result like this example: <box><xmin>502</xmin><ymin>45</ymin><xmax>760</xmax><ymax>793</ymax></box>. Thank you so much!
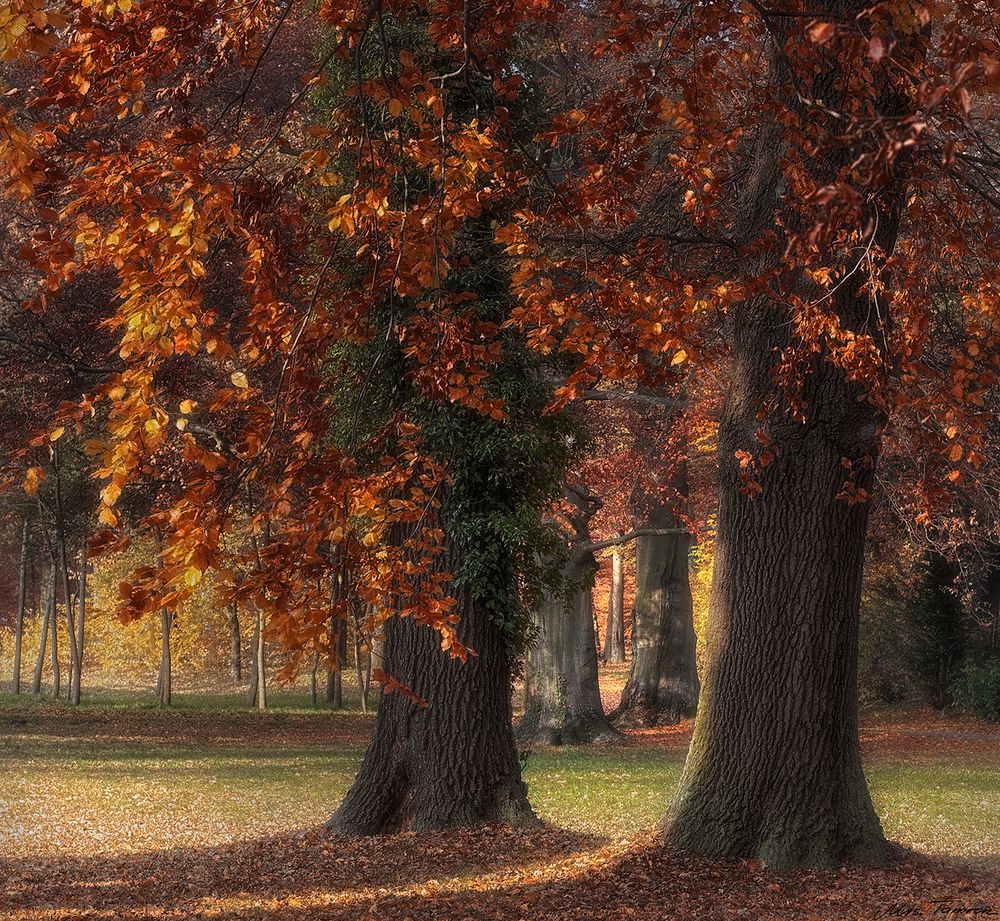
<box><xmin>1</xmin><ymin>692</ymin><xmax>998</xmax><ymax>866</ymax></box>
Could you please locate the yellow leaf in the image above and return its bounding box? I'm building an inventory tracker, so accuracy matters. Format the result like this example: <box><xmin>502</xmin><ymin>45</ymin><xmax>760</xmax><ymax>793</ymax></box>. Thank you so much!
<box><xmin>180</xmin><ymin>399</ymin><xmax>197</xmax><ymax>413</ymax></box>
<box><xmin>24</xmin><ymin>466</ymin><xmax>44</xmax><ymax>497</ymax></box>
<box><xmin>150</xmin><ymin>25</ymin><xmax>167</xmax><ymax>42</ymax></box>
<box><xmin>99</xmin><ymin>507</ymin><xmax>119</xmax><ymax>527</ymax></box>
<box><xmin>49</xmin><ymin>426</ymin><xmax>65</xmax><ymax>442</ymax></box>
<box><xmin>230</xmin><ymin>371</ymin><xmax>248</xmax><ymax>389</ymax></box>
<box><xmin>671</xmin><ymin>349</ymin><xmax>688</xmax><ymax>366</ymax></box>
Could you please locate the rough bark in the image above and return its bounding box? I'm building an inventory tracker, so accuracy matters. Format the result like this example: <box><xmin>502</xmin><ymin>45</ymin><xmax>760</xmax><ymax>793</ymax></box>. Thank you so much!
<box><xmin>329</xmin><ymin>538</ymin><xmax>536</xmax><ymax>835</ymax></box>
<box><xmin>659</xmin><ymin>4</ymin><xmax>911</xmax><ymax>868</ymax></box>
<box><xmin>11</xmin><ymin>518</ymin><xmax>29</xmax><ymax>694</ymax></box>
<box><xmin>601</xmin><ymin>549</ymin><xmax>626</xmax><ymax>664</ymax></box>
<box><xmin>614</xmin><ymin>485</ymin><xmax>699</xmax><ymax>728</ymax></box>
<box><xmin>227</xmin><ymin>602</ymin><xmax>242</xmax><ymax>682</ymax></box>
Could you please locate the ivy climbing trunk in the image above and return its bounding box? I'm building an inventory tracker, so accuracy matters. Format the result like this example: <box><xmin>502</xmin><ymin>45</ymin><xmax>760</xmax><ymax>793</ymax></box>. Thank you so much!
<box><xmin>329</xmin><ymin>537</ymin><xmax>535</xmax><ymax>835</ymax></box>
<box><xmin>601</xmin><ymin>549</ymin><xmax>625</xmax><ymax>664</ymax></box>
<box><xmin>614</xmin><ymin>480</ymin><xmax>699</xmax><ymax>727</ymax></box>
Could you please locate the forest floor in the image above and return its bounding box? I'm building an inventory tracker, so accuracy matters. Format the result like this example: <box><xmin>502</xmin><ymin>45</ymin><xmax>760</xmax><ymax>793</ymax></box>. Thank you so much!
<box><xmin>0</xmin><ymin>694</ymin><xmax>998</xmax><ymax>920</ymax></box>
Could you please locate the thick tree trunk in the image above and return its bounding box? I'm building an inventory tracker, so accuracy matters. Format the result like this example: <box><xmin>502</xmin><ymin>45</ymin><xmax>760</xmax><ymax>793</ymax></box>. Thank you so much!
<box><xmin>614</xmin><ymin>487</ymin><xmax>699</xmax><ymax>727</ymax></box>
<box><xmin>227</xmin><ymin>603</ymin><xmax>241</xmax><ymax>682</ymax></box>
<box><xmin>602</xmin><ymin>549</ymin><xmax>626</xmax><ymax>664</ymax></box>
<box><xmin>329</xmin><ymin>539</ymin><xmax>536</xmax><ymax>835</ymax></box>
<box><xmin>156</xmin><ymin>609</ymin><xmax>172</xmax><ymax>707</ymax></box>
<box><xmin>71</xmin><ymin>542</ymin><xmax>87</xmax><ymax>706</ymax></box>
<box><xmin>518</xmin><ymin>547</ymin><xmax>622</xmax><ymax>744</ymax></box>
<box><xmin>661</xmin><ymin>6</ymin><xmax>909</xmax><ymax>867</ymax></box>
<box><xmin>12</xmin><ymin>519</ymin><xmax>29</xmax><ymax>694</ymax></box>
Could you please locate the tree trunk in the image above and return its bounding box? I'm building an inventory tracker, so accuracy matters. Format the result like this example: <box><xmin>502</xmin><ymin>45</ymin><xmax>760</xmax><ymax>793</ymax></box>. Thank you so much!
<box><xmin>53</xmin><ymin>444</ymin><xmax>80</xmax><ymax>703</ymax></box>
<box><xmin>227</xmin><ymin>602</ymin><xmax>241</xmax><ymax>682</ymax></box>
<box><xmin>311</xmin><ymin>652</ymin><xmax>320</xmax><ymax>706</ymax></box>
<box><xmin>12</xmin><ymin>518</ymin><xmax>29</xmax><ymax>694</ymax></box>
<box><xmin>353</xmin><ymin>602</ymin><xmax>368</xmax><ymax>714</ymax></box>
<box><xmin>49</xmin><ymin>567</ymin><xmax>60</xmax><ymax>700</ymax></box>
<box><xmin>32</xmin><ymin>560</ymin><xmax>54</xmax><ymax>694</ymax></box>
<box><xmin>157</xmin><ymin>609</ymin><xmax>172</xmax><ymax>707</ymax></box>
<box><xmin>602</xmin><ymin>548</ymin><xmax>626</xmax><ymax>664</ymax></box>
<box><xmin>247</xmin><ymin>610</ymin><xmax>259</xmax><ymax>706</ymax></box>
<box><xmin>660</xmin><ymin>7</ymin><xmax>909</xmax><ymax>867</ymax></box>
<box><xmin>254</xmin><ymin>608</ymin><xmax>267</xmax><ymax>709</ymax></box>
<box><xmin>613</xmin><ymin>486</ymin><xmax>699</xmax><ymax>727</ymax></box>
<box><xmin>518</xmin><ymin>547</ymin><xmax>622</xmax><ymax>744</ymax></box>
<box><xmin>326</xmin><ymin>621</ymin><xmax>344</xmax><ymax>709</ymax></box>
<box><xmin>71</xmin><ymin>541</ymin><xmax>87</xmax><ymax>706</ymax></box>
<box><xmin>329</xmin><ymin>539</ymin><xmax>536</xmax><ymax>835</ymax></box>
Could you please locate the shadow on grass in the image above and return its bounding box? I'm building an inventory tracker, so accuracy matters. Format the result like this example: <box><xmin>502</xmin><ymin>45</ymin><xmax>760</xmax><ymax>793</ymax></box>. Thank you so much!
<box><xmin>0</xmin><ymin>824</ymin><xmax>603</xmax><ymax>919</ymax></box>
<box><xmin>2</xmin><ymin>828</ymin><xmax>997</xmax><ymax>921</ymax></box>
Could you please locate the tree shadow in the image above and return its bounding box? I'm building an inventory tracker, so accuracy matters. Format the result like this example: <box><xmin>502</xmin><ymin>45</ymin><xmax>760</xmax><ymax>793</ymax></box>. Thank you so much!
<box><xmin>5</xmin><ymin>830</ymin><xmax>998</xmax><ymax>921</ymax></box>
<box><xmin>0</xmin><ymin>824</ymin><xmax>603</xmax><ymax>920</ymax></box>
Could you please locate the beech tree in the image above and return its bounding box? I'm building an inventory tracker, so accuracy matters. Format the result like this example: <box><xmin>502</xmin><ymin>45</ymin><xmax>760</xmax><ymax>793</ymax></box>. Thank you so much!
<box><xmin>3</xmin><ymin>0</ymin><xmax>1000</xmax><ymax>867</ymax></box>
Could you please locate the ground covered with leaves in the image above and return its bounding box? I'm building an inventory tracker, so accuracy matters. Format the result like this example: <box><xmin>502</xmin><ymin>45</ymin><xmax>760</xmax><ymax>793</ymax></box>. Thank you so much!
<box><xmin>1</xmin><ymin>697</ymin><xmax>997</xmax><ymax>920</ymax></box>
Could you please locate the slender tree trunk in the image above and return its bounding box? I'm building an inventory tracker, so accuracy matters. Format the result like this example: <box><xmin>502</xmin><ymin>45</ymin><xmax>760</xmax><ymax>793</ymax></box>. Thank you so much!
<box><xmin>71</xmin><ymin>541</ymin><xmax>87</xmax><ymax>706</ymax></box>
<box><xmin>352</xmin><ymin>602</ymin><xmax>368</xmax><ymax>715</ymax></box>
<box><xmin>614</xmin><ymin>480</ymin><xmax>699</xmax><ymax>727</ymax></box>
<box><xmin>227</xmin><ymin>602</ymin><xmax>241</xmax><ymax>682</ymax></box>
<box><xmin>247</xmin><ymin>610</ymin><xmax>260</xmax><ymax>706</ymax></box>
<box><xmin>49</xmin><ymin>569</ymin><xmax>60</xmax><ymax>700</ymax></box>
<box><xmin>326</xmin><ymin>624</ymin><xmax>344</xmax><ymax>709</ymax></box>
<box><xmin>12</xmin><ymin>518</ymin><xmax>29</xmax><ymax>694</ymax></box>
<box><xmin>32</xmin><ymin>561</ymin><xmax>54</xmax><ymax>695</ymax></box>
<box><xmin>329</xmin><ymin>537</ymin><xmax>536</xmax><ymax>834</ymax></box>
<box><xmin>157</xmin><ymin>609</ymin><xmax>172</xmax><ymax>707</ymax></box>
<box><xmin>53</xmin><ymin>445</ymin><xmax>79</xmax><ymax>702</ymax></box>
<box><xmin>602</xmin><ymin>549</ymin><xmax>626</xmax><ymax>664</ymax></box>
<box><xmin>254</xmin><ymin>608</ymin><xmax>267</xmax><ymax>710</ymax></box>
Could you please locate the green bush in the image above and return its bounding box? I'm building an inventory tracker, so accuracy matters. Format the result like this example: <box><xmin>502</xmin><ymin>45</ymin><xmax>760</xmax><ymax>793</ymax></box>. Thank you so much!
<box><xmin>951</xmin><ymin>660</ymin><xmax>1000</xmax><ymax>722</ymax></box>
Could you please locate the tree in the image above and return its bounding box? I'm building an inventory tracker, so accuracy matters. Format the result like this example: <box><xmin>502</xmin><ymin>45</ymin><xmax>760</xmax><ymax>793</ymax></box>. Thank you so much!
<box><xmin>601</xmin><ymin>547</ymin><xmax>625</xmax><ymax>665</ymax></box>
<box><xmin>614</xmin><ymin>467</ymin><xmax>699</xmax><ymax>728</ymax></box>
<box><xmin>11</xmin><ymin>517</ymin><xmax>29</xmax><ymax>694</ymax></box>
<box><xmin>519</xmin><ymin>486</ymin><xmax>622</xmax><ymax>745</ymax></box>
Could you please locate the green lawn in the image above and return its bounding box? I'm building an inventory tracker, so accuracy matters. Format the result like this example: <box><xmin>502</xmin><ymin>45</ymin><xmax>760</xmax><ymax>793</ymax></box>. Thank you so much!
<box><xmin>0</xmin><ymin>693</ymin><xmax>997</xmax><ymax>866</ymax></box>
